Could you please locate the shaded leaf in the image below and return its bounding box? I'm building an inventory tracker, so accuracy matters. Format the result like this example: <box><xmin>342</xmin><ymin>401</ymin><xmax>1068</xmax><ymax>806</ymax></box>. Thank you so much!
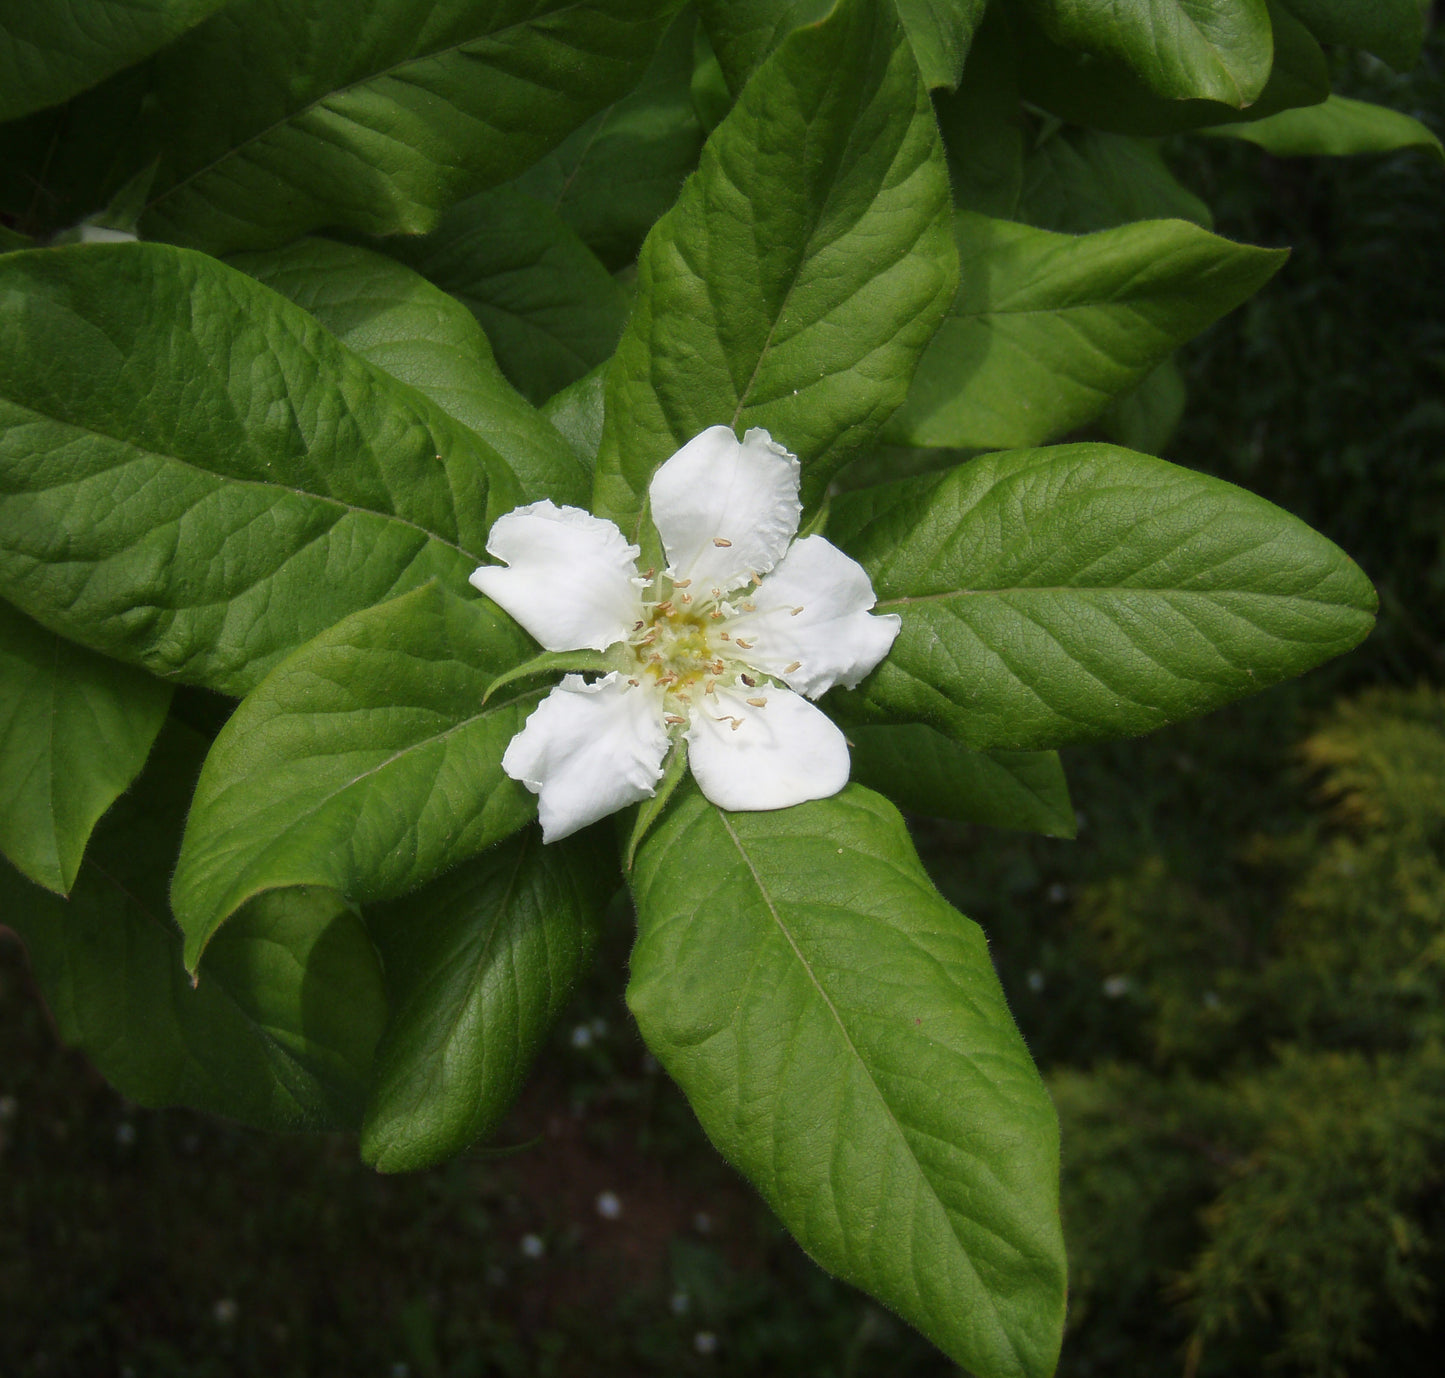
<box><xmin>138</xmin><ymin>0</ymin><xmax>682</xmax><ymax>252</ymax></box>
<box><xmin>230</xmin><ymin>236</ymin><xmax>589</xmax><ymax>506</ymax></box>
<box><xmin>933</xmin><ymin>11</ymin><xmax>1025</xmax><ymax>217</ymax></box>
<box><xmin>593</xmin><ymin>0</ymin><xmax>956</xmax><ymax>540</ymax></box>
<box><xmin>362</xmin><ymin>829</ymin><xmax>611</xmax><ymax>1172</ymax></box>
<box><xmin>384</xmin><ymin>187</ymin><xmax>629</xmax><ymax>406</ymax></box>
<box><xmin>0</xmin><ymin>242</ymin><xmax>518</xmax><ymax>695</ymax></box>
<box><xmin>884</xmin><ymin>213</ymin><xmax>1283</xmax><ymax>451</ymax></box>
<box><xmin>171</xmin><ymin>583</ymin><xmax>538</xmax><ymax>970</ymax></box>
<box><xmin>1099</xmin><ymin>359</ymin><xmax>1188</xmax><ymax>457</ymax></box>
<box><xmin>629</xmin><ymin>783</ymin><xmax>1065</xmax><ymax>1378</ymax></box>
<box><xmin>1203</xmin><ymin>94</ymin><xmax>1445</xmax><ymax>162</ymax></box>
<box><xmin>2</xmin><ymin>722</ymin><xmax>386</xmax><ymax>1129</ymax></box>
<box><xmin>848</xmin><ymin>724</ymin><xmax>1076</xmax><ymax>837</ymax></box>
<box><xmin>0</xmin><ymin>599</ymin><xmax>170</xmax><ymax>894</ymax></box>
<box><xmin>829</xmin><ymin>444</ymin><xmax>1378</xmax><ymax>751</ymax></box>
<box><xmin>1280</xmin><ymin>0</ymin><xmax>1423</xmax><ymax>72</ymax></box>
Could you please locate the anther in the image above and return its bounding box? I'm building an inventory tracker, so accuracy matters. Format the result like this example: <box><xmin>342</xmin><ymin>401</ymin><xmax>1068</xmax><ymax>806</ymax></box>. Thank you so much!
<box><xmin>791</xmin><ymin>606</ymin><xmax>804</xmax><ymax>616</ymax></box>
<box><xmin>713</xmin><ymin>537</ymin><xmax>732</xmax><ymax>547</ymax></box>
<box><xmin>673</xmin><ymin>579</ymin><xmax>691</xmax><ymax>588</ymax></box>
<box><xmin>627</xmin><ymin>678</ymin><xmax>640</xmax><ymax>687</ymax></box>
<box><xmin>680</xmin><ymin>592</ymin><xmax>693</xmax><ymax>604</ymax></box>
<box><xmin>655</xmin><ymin>600</ymin><xmax>674</xmax><ymax>616</ymax></box>
<box><xmin>741</xmin><ymin>601</ymin><xmax>756</xmax><ymax>612</ymax></box>
<box><xmin>705</xmin><ymin>679</ymin><xmax>717</xmax><ymax>695</ymax></box>
<box><xmin>709</xmin><ymin>610</ymin><xmax>725</xmax><ymax>620</ymax></box>
<box><xmin>664</xmin><ymin>714</ymin><xmax>687</xmax><ymax>726</ymax></box>
<box><xmin>746</xmin><ymin>697</ymin><xmax>767</xmax><ymax>708</ymax></box>
<box><xmin>740</xmin><ymin>674</ymin><xmax>757</xmax><ymax>687</ymax></box>
<box><xmin>750</xmin><ymin>572</ymin><xmax>762</xmax><ymax>586</ymax></box>
<box><xmin>633</xmin><ymin>620</ymin><xmax>645</xmax><ymax>631</ymax></box>
<box><xmin>785</xmin><ymin>661</ymin><xmax>801</xmax><ymax>674</ymax></box>
<box><xmin>643</xmin><ymin>567</ymin><xmax>656</xmax><ymax>580</ymax></box>
<box><xmin>733</xmin><ymin>638</ymin><xmax>753</xmax><ymax>650</ymax></box>
<box><xmin>719</xmin><ymin>632</ymin><xmax>730</xmax><ymax>641</ymax></box>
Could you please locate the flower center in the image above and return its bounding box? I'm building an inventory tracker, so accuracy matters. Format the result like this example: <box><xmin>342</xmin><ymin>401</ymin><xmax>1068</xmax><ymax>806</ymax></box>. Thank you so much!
<box><xmin>627</xmin><ymin>574</ymin><xmax>757</xmax><ymax>718</ymax></box>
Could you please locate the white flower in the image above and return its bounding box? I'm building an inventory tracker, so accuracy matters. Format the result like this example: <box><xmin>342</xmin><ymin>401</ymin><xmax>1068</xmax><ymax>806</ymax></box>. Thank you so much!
<box><xmin>470</xmin><ymin>425</ymin><xmax>901</xmax><ymax>842</ymax></box>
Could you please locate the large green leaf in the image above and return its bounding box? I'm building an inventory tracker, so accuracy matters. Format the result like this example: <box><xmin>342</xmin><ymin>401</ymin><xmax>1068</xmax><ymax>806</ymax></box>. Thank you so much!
<box><xmin>171</xmin><ymin>583</ymin><xmax>539</xmax><ymax>971</ymax></box>
<box><xmin>362</xmin><ymin>829</ymin><xmax>611</xmax><ymax>1172</ymax></box>
<box><xmin>136</xmin><ymin>0</ymin><xmax>681</xmax><ymax>252</ymax></box>
<box><xmin>1010</xmin><ymin>0</ymin><xmax>1328</xmax><ymax>136</ymax></box>
<box><xmin>848</xmin><ymin>725</ymin><xmax>1076</xmax><ymax>837</ymax></box>
<box><xmin>0</xmin><ymin>242</ymin><xmax>518</xmax><ymax>696</ymax></box>
<box><xmin>0</xmin><ymin>0</ymin><xmax>230</xmax><ymax>123</ymax></box>
<box><xmin>884</xmin><ymin>213</ymin><xmax>1283</xmax><ymax>452</ymax></box>
<box><xmin>829</xmin><ymin>444</ymin><xmax>1378</xmax><ymax>751</ymax></box>
<box><xmin>1280</xmin><ymin>0</ymin><xmax>1424</xmax><ymax>71</ymax></box>
<box><xmin>2</xmin><ymin>722</ymin><xmax>386</xmax><ymax>1129</ymax></box>
<box><xmin>699</xmin><ymin>0</ymin><xmax>986</xmax><ymax>93</ymax></box>
<box><xmin>1019</xmin><ymin>128</ymin><xmax>1213</xmax><ymax>235</ymax></box>
<box><xmin>0</xmin><ymin>600</ymin><xmax>170</xmax><ymax>895</ymax></box>
<box><xmin>1021</xmin><ymin>0</ymin><xmax>1273</xmax><ymax>106</ymax></box>
<box><xmin>1203</xmin><ymin>94</ymin><xmax>1445</xmax><ymax>162</ymax></box>
<box><xmin>629</xmin><ymin>784</ymin><xmax>1065</xmax><ymax>1378</ymax></box>
<box><xmin>513</xmin><ymin>8</ymin><xmax>704</xmax><ymax>270</ymax></box>
<box><xmin>933</xmin><ymin>11</ymin><xmax>1024</xmax><ymax>218</ymax></box>
<box><xmin>383</xmin><ymin>186</ymin><xmax>629</xmax><ymax>406</ymax></box>
<box><xmin>593</xmin><ymin>0</ymin><xmax>956</xmax><ymax>540</ymax></box>
<box><xmin>229</xmin><ymin>237</ymin><xmax>589</xmax><ymax>507</ymax></box>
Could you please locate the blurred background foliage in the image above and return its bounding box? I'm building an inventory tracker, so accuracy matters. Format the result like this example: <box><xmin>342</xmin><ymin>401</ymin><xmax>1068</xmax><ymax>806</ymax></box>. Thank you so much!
<box><xmin>4</xmin><ymin>17</ymin><xmax>1445</xmax><ymax>1378</ymax></box>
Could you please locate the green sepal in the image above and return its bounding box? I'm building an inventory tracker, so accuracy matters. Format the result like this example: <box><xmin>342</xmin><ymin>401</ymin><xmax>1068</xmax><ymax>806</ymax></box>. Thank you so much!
<box><xmin>481</xmin><ymin>646</ymin><xmax>632</xmax><ymax>707</ymax></box>
<box><xmin>623</xmin><ymin>737</ymin><xmax>690</xmax><ymax>870</ymax></box>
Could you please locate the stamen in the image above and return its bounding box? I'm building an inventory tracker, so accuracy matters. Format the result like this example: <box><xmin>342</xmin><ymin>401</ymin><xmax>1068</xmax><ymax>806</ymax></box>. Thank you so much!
<box><xmin>627</xmin><ymin>678</ymin><xmax>640</xmax><ymax>687</ymax></box>
<box><xmin>728</xmin><ymin>717</ymin><xmax>743</xmax><ymax>731</ymax></box>
<box><xmin>713</xmin><ymin>537</ymin><xmax>732</xmax><ymax>548</ymax></box>
<box><xmin>733</xmin><ymin>638</ymin><xmax>753</xmax><ymax>650</ymax></box>
<box><xmin>709</xmin><ymin>610</ymin><xmax>725</xmax><ymax>620</ymax></box>
<box><xmin>664</xmin><ymin>714</ymin><xmax>687</xmax><ymax>726</ymax></box>
<box><xmin>633</xmin><ymin>620</ymin><xmax>644</xmax><ymax>631</ymax></box>
<box><xmin>791</xmin><ymin>606</ymin><xmax>804</xmax><ymax>616</ymax></box>
<box><xmin>673</xmin><ymin>579</ymin><xmax>691</xmax><ymax>588</ymax></box>
<box><xmin>679</xmin><ymin>592</ymin><xmax>692</xmax><ymax>604</ymax></box>
<box><xmin>643</xmin><ymin>567</ymin><xmax>656</xmax><ymax>580</ymax></box>
<box><xmin>750</xmin><ymin>572</ymin><xmax>762</xmax><ymax>587</ymax></box>
<box><xmin>719</xmin><ymin>632</ymin><xmax>730</xmax><ymax>641</ymax></box>
<box><xmin>654</xmin><ymin>600</ymin><xmax>674</xmax><ymax>616</ymax></box>
<box><xmin>741</xmin><ymin>602</ymin><xmax>756</xmax><ymax>612</ymax></box>
<box><xmin>785</xmin><ymin>661</ymin><xmax>801</xmax><ymax>674</ymax></box>
<box><xmin>740</xmin><ymin>674</ymin><xmax>757</xmax><ymax>687</ymax></box>
<box><xmin>705</xmin><ymin>679</ymin><xmax>717</xmax><ymax>695</ymax></box>
<box><xmin>710</xmin><ymin>660</ymin><xmax>725</xmax><ymax>675</ymax></box>
<box><xmin>746</xmin><ymin>697</ymin><xmax>767</xmax><ymax>708</ymax></box>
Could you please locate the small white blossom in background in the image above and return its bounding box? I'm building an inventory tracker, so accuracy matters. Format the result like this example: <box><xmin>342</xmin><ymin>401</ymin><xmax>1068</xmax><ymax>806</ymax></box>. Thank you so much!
<box><xmin>519</xmin><ymin>1232</ymin><xmax>545</xmax><ymax>1259</ymax></box>
<box><xmin>569</xmin><ymin>1023</ymin><xmax>593</xmax><ymax>1049</ymax></box>
<box><xmin>670</xmin><ymin>1289</ymin><xmax>691</xmax><ymax>1316</ymax></box>
<box><xmin>0</xmin><ymin>1095</ymin><xmax>16</xmax><ymax>1121</ymax></box>
<box><xmin>115</xmin><ymin>1121</ymin><xmax>137</xmax><ymax>1147</ymax></box>
<box><xmin>471</xmin><ymin>426</ymin><xmax>901</xmax><ymax>841</ymax></box>
<box><xmin>694</xmin><ymin>1331</ymin><xmax>719</xmax><ymax>1356</ymax></box>
<box><xmin>1026</xmin><ymin>969</ymin><xmax>1046</xmax><ymax>994</ymax></box>
<box><xmin>692</xmin><ymin>1211</ymin><xmax>713</xmax><ymax>1235</ymax></box>
<box><xmin>595</xmin><ymin>1190</ymin><xmax>622</xmax><ymax>1220</ymax></box>
<box><xmin>1102</xmin><ymin>974</ymin><xmax>1131</xmax><ymax>999</ymax></box>
<box><xmin>212</xmin><ymin>1298</ymin><xmax>238</xmax><ymax>1326</ymax></box>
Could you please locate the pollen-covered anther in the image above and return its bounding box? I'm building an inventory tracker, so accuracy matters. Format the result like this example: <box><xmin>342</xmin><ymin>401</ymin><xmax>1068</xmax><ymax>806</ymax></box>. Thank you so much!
<box><xmin>747</xmin><ymin>697</ymin><xmax>767</xmax><ymax>708</ymax></box>
<box><xmin>664</xmin><ymin>714</ymin><xmax>687</xmax><ymax>726</ymax></box>
<box><xmin>713</xmin><ymin>537</ymin><xmax>732</xmax><ymax>548</ymax></box>
<box><xmin>785</xmin><ymin>661</ymin><xmax>801</xmax><ymax>674</ymax></box>
<box><xmin>680</xmin><ymin>593</ymin><xmax>692</xmax><ymax>604</ymax></box>
<box><xmin>740</xmin><ymin>674</ymin><xmax>757</xmax><ymax>687</ymax></box>
<box><xmin>791</xmin><ymin>606</ymin><xmax>804</xmax><ymax>616</ymax></box>
<box><xmin>705</xmin><ymin>679</ymin><xmax>716</xmax><ymax>694</ymax></box>
<box><xmin>733</xmin><ymin>638</ymin><xmax>753</xmax><ymax>650</ymax></box>
<box><xmin>673</xmin><ymin>579</ymin><xmax>692</xmax><ymax>588</ymax></box>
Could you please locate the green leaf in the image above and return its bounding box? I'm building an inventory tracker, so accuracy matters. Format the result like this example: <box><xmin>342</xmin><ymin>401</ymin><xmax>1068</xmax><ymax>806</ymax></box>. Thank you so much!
<box><xmin>1021</xmin><ymin>0</ymin><xmax>1273</xmax><ymax>107</ymax></box>
<box><xmin>1202</xmin><ymin>94</ymin><xmax>1445</xmax><ymax>162</ymax></box>
<box><xmin>383</xmin><ymin>187</ymin><xmax>629</xmax><ymax>406</ymax></box>
<box><xmin>0</xmin><ymin>0</ymin><xmax>230</xmax><ymax>123</ymax></box>
<box><xmin>513</xmin><ymin>8</ymin><xmax>705</xmax><ymax>270</ymax></box>
<box><xmin>1019</xmin><ymin>128</ymin><xmax>1213</xmax><ymax>235</ymax></box>
<box><xmin>1010</xmin><ymin>0</ymin><xmax>1328</xmax><ymax>136</ymax></box>
<box><xmin>593</xmin><ymin>0</ymin><xmax>956</xmax><ymax>538</ymax></box>
<box><xmin>541</xmin><ymin>366</ymin><xmax>607</xmax><ymax>471</ymax></box>
<box><xmin>623</xmin><ymin>737</ymin><xmax>689</xmax><ymax>868</ymax></box>
<box><xmin>628</xmin><ymin>783</ymin><xmax>1065</xmax><ymax>1378</ymax></box>
<box><xmin>0</xmin><ymin>225</ymin><xmax>34</xmax><ymax>253</ymax></box>
<box><xmin>1099</xmin><ymin>358</ymin><xmax>1188</xmax><ymax>457</ymax></box>
<box><xmin>1279</xmin><ymin>0</ymin><xmax>1424</xmax><ymax>72</ymax></box>
<box><xmin>848</xmin><ymin>725</ymin><xmax>1076</xmax><ymax>837</ymax></box>
<box><xmin>171</xmin><ymin>583</ymin><xmax>538</xmax><ymax>971</ymax></box>
<box><xmin>894</xmin><ymin>0</ymin><xmax>987</xmax><ymax>90</ymax></box>
<box><xmin>0</xmin><ymin>599</ymin><xmax>170</xmax><ymax>894</ymax></box>
<box><xmin>1</xmin><ymin>721</ymin><xmax>386</xmax><ymax>1129</ymax></box>
<box><xmin>0</xmin><ymin>242</ymin><xmax>519</xmax><ymax>696</ymax></box>
<box><xmin>361</xmin><ymin>829</ymin><xmax>610</xmax><ymax>1172</ymax></box>
<box><xmin>229</xmin><ymin>236</ymin><xmax>589</xmax><ymax>507</ymax></box>
<box><xmin>828</xmin><ymin>444</ymin><xmax>1377</xmax><ymax>750</ymax></box>
<box><xmin>137</xmin><ymin>0</ymin><xmax>683</xmax><ymax>253</ymax></box>
<box><xmin>933</xmin><ymin>11</ymin><xmax>1025</xmax><ymax>217</ymax></box>
<box><xmin>884</xmin><ymin>213</ymin><xmax>1284</xmax><ymax>452</ymax></box>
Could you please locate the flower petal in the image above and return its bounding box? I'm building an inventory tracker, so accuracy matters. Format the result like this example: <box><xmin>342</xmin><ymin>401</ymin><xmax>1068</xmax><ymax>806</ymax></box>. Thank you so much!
<box><xmin>470</xmin><ymin>501</ymin><xmax>642</xmax><ymax>652</ymax></box>
<box><xmin>734</xmin><ymin>535</ymin><xmax>901</xmax><ymax>698</ymax></box>
<box><xmin>685</xmin><ymin>683</ymin><xmax>849</xmax><ymax>813</ymax></box>
<box><xmin>503</xmin><ymin>673</ymin><xmax>669</xmax><ymax>842</ymax></box>
<box><xmin>649</xmin><ymin>426</ymin><xmax>801</xmax><ymax>593</ymax></box>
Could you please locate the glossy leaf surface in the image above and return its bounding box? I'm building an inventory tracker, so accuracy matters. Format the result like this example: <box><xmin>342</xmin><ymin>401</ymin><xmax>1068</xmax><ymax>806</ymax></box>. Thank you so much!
<box><xmin>594</xmin><ymin>0</ymin><xmax>956</xmax><ymax>537</ymax></box>
<box><xmin>629</xmin><ymin>784</ymin><xmax>1066</xmax><ymax>1378</ymax></box>
<box><xmin>171</xmin><ymin>583</ymin><xmax>538</xmax><ymax>969</ymax></box>
<box><xmin>0</xmin><ymin>243</ymin><xmax>516</xmax><ymax>695</ymax></box>
<box><xmin>830</xmin><ymin>444</ymin><xmax>1378</xmax><ymax>750</ymax></box>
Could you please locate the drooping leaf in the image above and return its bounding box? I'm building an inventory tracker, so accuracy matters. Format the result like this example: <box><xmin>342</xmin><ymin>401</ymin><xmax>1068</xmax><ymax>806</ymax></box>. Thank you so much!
<box><xmin>893</xmin><ymin>0</ymin><xmax>988</xmax><ymax>90</ymax></box>
<box><xmin>593</xmin><ymin>0</ymin><xmax>956</xmax><ymax>541</ymax></box>
<box><xmin>629</xmin><ymin>783</ymin><xmax>1066</xmax><ymax>1378</ymax></box>
<box><xmin>137</xmin><ymin>0</ymin><xmax>682</xmax><ymax>252</ymax></box>
<box><xmin>933</xmin><ymin>11</ymin><xmax>1025</xmax><ymax>217</ymax></box>
<box><xmin>362</xmin><ymin>829</ymin><xmax>611</xmax><ymax>1172</ymax></box>
<box><xmin>171</xmin><ymin>583</ymin><xmax>538</xmax><ymax>970</ymax></box>
<box><xmin>0</xmin><ymin>242</ymin><xmax>519</xmax><ymax>696</ymax></box>
<box><xmin>828</xmin><ymin>444</ymin><xmax>1378</xmax><ymax>751</ymax></box>
<box><xmin>1279</xmin><ymin>0</ymin><xmax>1424</xmax><ymax>72</ymax></box>
<box><xmin>1009</xmin><ymin>0</ymin><xmax>1328</xmax><ymax>136</ymax></box>
<box><xmin>229</xmin><ymin>236</ymin><xmax>589</xmax><ymax>506</ymax></box>
<box><xmin>848</xmin><ymin>725</ymin><xmax>1076</xmax><ymax>837</ymax></box>
<box><xmin>2</xmin><ymin>722</ymin><xmax>386</xmax><ymax>1129</ymax></box>
<box><xmin>0</xmin><ymin>599</ymin><xmax>170</xmax><ymax>894</ymax></box>
<box><xmin>1019</xmin><ymin>128</ymin><xmax>1213</xmax><ymax>235</ymax></box>
<box><xmin>884</xmin><ymin>213</ymin><xmax>1283</xmax><ymax>452</ymax></box>
<box><xmin>513</xmin><ymin>8</ymin><xmax>705</xmax><ymax>270</ymax></box>
<box><xmin>384</xmin><ymin>187</ymin><xmax>629</xmax><ymax>406</ymax></box>
<box><xmin>1202</xmin><ymin>94</ymin><xmax>1445</xmax><ymax>162</ymax></box>
<box><xmin>1020</xmin><ymin>0</ymin><xmax>1273</xmax><ymax>107</ymax></box>
<box><xmin>0</xmin><ymin>0</ymin><xmax>231</xmax><ymax>123</ymax></box>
